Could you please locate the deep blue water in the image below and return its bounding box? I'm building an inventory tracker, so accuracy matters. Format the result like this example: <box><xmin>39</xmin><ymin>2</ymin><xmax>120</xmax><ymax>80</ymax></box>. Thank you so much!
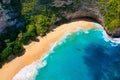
<box><xmin>35</xmin><ymin>29</ymin><xmax>120</xmax><ymax>80</ymax></box>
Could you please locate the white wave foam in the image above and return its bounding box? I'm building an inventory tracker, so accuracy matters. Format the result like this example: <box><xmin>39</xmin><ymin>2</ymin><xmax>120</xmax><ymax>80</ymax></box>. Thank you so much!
<box><xmin>112</xmin><ymin>38</ymin><xmax>120</xmax><ymax>43</ymax></box>
<box><xmin>94</xmin><ymin>23</ymin><xmax>104</xmax><ymax>29</ymax></box>
<box><xmin>84</xmin><ymin>30</ymin><xmax>89</xmax><ymax>34</ymax></box>
<box><xmin>12</xmin><ymin>31</ymin><xmax>73</xmax><ymax>80</ymax></box>
<box><xmin>93</xmin><ymin>22</ymin><xmax>120</xmax><ymax>45</ymax></box>
<box><xmin>57</xmin><ymin>25</ymin><xmax>103</xmax><ymax>45</ymax></box>
<box><xmin>13</xmin><ymin>23</ymin><xmax>120</xmax><ymax>80</ymax></box>
<box><xmin>13</xmin><ymin>28</ymin><xmax>77</xmax><ymax>80</ymax></box>
<box><xmin>49</xmin><ymin>42</ymin><xmax>58</xmax><ymax>51</ymax></box>
<box><xmin>57</xmin><ymin>32</ymin><xmax>71</xmax><ymax>45</ymax></box>
<box><xmin>102</xmin><ymin>29</ymin><xmax>120</xmax><ymax>47</ymax></box>
<box><xmin>75</xmin><ymin>26</ymin><xmax>82</xmax><ymax>31</ymax></box>
<box><xmin>12</xmin><ymin>60</ymin><xmax>46</xmax><ymax>80</ymax></box>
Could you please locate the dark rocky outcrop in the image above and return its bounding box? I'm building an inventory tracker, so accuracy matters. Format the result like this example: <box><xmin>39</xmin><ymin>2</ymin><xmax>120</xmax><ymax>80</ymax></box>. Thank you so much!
<box><xmin>0</xmin><ymin>0</ymin><xmax>119</xmax><ymax>37</ymax></box>
<box><xmin>51</xmin><ymin>0</ymin><xmax>104</xmax><ymax>25</ymax></box>
<box><xmin>112</xmin><ymin>28</ymin><xmax>120</xmax><ymax>38</ymax></box>
<box><xmin>51</xmin><ymin>0</ymin><xmax>120</xmax><ymax>38</ymax></box>
<box><xmin>0</xmin><ymin>0</ymin><xmax>25</xmax><ymax>33</ymax></box>
<box><xmin>66</xmin><ymin>3</ymin><xmax>104</xmax><ymax>26</ymax></box>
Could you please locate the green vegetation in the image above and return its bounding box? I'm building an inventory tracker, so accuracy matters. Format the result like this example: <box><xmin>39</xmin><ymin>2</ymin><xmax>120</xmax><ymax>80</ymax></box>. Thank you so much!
<box><xmin>74</xmin><ymin>0</ymin><xmax>81</xmax><ymax>3</ymax></box>
<box><xmin>0</xmin><ymin>0</ymin><xmax>55</xmax><ymax>66</ymax></box>
<box><xmin>0</xmin><ymin>0</ymin><xmax>120</xmax><ymax>67</ymax></box>
<box><xmin>97</xmin><ymin>0</ymin><xmax>120</xmax><ymax>31</ymax></box>
<box><xmin>20</xmin><ymin>14</ymin><xmax>55</xmax><ymax>44</ymax></box>
<box><xmin>21</xmin><ymin>0</ymin><xmax>37</xmax><ymax>15</ymax></box>
<box><xmin>0</xmin><ymin>13</ymin><xmax>55</xmax><ymax>66</ymax></box>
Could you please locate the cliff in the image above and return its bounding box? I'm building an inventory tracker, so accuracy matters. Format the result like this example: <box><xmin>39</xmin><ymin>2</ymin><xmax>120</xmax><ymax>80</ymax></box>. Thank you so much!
<box><xmin>0</xmin><ymin>0</ymin><xmax>119</xmax><ymax>67</ymax></box>
<box><xmin>0</xmin><ymin>0</ymin><xmax>119</xmax><ymax>37</ymax></box>
<box><xmin>0</xmin><ymin>0</ymin><xmax>25</xmax><ymax>33</ymax></box>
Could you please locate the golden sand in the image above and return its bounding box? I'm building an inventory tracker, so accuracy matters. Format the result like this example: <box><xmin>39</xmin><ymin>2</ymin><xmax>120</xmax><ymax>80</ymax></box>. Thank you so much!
<box><xmin>0</xmin><ymin>21</ymin><xmax>94</xmax><ymax>80</ymax></box>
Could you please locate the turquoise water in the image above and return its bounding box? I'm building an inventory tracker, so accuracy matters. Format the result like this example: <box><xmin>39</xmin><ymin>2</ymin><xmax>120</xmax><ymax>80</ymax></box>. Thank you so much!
<box><xmin>35</xmin><ymin>29</ymin><xmax>120</xmax><ymax>80</ymax></box>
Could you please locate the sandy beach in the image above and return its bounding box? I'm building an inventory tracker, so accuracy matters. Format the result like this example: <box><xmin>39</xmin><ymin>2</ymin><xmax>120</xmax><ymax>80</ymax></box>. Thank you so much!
<box><xmin>0</xmin><ymin>21</ymin><xmax>94</xmax><ymax>80</ymax></box>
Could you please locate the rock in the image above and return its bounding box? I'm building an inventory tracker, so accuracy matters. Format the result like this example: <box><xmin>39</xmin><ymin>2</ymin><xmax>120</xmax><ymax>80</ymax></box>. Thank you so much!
<box><xmin>112</xmin><ymin>28</ymin><xmax>120</xmax><ymax>38</ymax></box>
<box><xmin>52</xmin><ymin>0</ymin><xmax>73</xmax><ymax>7</ymax></box>
<box><xmin>2</xmin><ymin>0</ymin><xmax>11</xmax><ymax>4</ymax></box>
<box><xmin>0</xmin><ymin>3</ymin><xmax>10</xmax><ymax>32</ymax></box>
<box><xmin>51</xmin><ymin>0</ymin><xmax>104</xmax><ymax>26</ymax></box>
<box><xmin>16</xmin><ymin>22</ymin><xmax>25</xmax><ymax>28</ymax></box>
<box><xmin>66</xmin><ymin>3</ymin><xmax>104</xmax><ymax>26</ymax></box>
<box><xmin>8</xmin><ymin>12</ymin><xmax>20</xmax><ymax>19</ymax></box>
<box><xmin>7</xmin><ymin>19</ymin><xmax>17</xmax><ymax>26</ymax></box>
<box><xmin>0</xmin><ymin>1</ymin><xmax>23</xmax><ymax>33</ymax></box>
<box><xmin>0</xmin><ymin>0</ymin><xmax>118</xmax><ymax>38</ymax></box>
<box><xmin>7</xmin><ymin>54</ymin><xmax>16</xmax><ymax>61</ymax></box>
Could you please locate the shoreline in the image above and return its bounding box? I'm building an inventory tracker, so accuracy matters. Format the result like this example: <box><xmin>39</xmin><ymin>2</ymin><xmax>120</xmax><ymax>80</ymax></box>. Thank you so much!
<box><xmin>0</xmin><ymin>21</ymin><xmax>94</xmax><ymax>80</ymax></box>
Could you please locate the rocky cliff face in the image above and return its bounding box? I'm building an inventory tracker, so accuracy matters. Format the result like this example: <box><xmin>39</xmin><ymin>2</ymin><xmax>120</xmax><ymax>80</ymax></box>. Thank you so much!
<box><xmin>66</xmin><ymin>3</ymin><xmax>104</xmax><ymax>25</ymax></box>
<box><xmin>0</xmin><ymin>0</ymin><xmax>119</xmax><ymax>37</ymax></box>
<box><xmin>50</xmin><ymin>0</ymin><xmax>119</xmax><ymax>37</ymax></box>
<box><xmin>0</xmin><ymin>0</ymin><xmax>25</xmax><ymax>33</ymax></box>
<box><xmin>50</xmin><ymin>0</ymin><xmax>104</xmax><ymax>26</ymax></box>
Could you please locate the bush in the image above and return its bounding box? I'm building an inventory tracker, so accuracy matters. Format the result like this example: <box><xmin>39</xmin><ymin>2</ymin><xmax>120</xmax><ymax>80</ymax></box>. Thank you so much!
<box><xmin>97</xmin><ymin>0</ymin><xmax>120</xmax><ymax>31</ymax></box>
<box><xmin>0</xmin><ymin>47</ymin><xmax>12</xmax><ymax>60</ymax></box>
<box><xmin>34</xmin><ymin>15</ymin><xmax>54</xmax><ymax>35</ymax></box>
<box><xmin>108</xmin><ymin>19</ymin><xmax>120</xmax><ymax>31</ymax></box>
<box><xmin>11</xmin><ymin>41</ymin><xmax>24</xmax><ymax>55</ymax></box>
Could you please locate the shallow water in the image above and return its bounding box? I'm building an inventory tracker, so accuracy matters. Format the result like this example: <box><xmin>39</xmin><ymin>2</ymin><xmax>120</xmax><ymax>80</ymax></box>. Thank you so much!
<box><xmin>13</xmin><ymin>26</ymin><xmax>120</xmax><ymax>80</ymax></box>
<box><xmin>34</xmin><ymin>29</ymin><xmax>120</xmax><ymax>80</ymax></box>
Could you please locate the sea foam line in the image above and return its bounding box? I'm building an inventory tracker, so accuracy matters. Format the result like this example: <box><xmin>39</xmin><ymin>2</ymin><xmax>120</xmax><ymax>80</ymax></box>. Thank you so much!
<box><xmin>12</xmin><ymin>27</ymin><xmax>79</xmax><ymax>80</ymax></box>
<box><xmin>42</xmin><ymin>31</ymin><xmax>73</xmax><ymax>60</ymax></box>
<box><xmin>12</xmin><ymin>23</ymin><xmax>106</xmax><ymax>80</ymax></box>
<box><xmin>12</xmin><ymin>41</ymin><xmax>59</xmax><ymax>80</ymax></box>
<box><xmin>102</xmin><ymin>30</ymin><xmax>120</xmax><ymax>44</ymax></box>
<box><xmin>93</xmin><ymin>22</ymin><xmax>120</xmax><ymax>44</ymax></box>
<box><xmin>12</xmin><ymin>60</ymin><xmax>46</xmax><ymax>80</ymax></box>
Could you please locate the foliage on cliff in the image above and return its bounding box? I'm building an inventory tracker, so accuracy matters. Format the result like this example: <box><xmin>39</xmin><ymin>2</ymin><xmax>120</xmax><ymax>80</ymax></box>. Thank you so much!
<box><xmin>0</xmin><ymin>0</ymin><xmax>120</xmax><ymax>67</ymax></box>
<box><xmin>0</xmin><ymin>14</ymin><xmax>55</xmax><ymax>66</ymax></box>
<box><xmin>0</xmin><ymin>0</ymin><xmax>55</xmax><ymax>66</ymax></box>
<box><xmin>97</xmin><ymin>0</ymin><xmax>120</xmax><ymax>31</ymax></box>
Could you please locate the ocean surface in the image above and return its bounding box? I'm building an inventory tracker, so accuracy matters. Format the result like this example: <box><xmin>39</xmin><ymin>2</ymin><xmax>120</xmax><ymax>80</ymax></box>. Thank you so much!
<box><xmin>13</xmin><ymin>24</ymin><xmax>120</xmax><ymax>80</ymax></box>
